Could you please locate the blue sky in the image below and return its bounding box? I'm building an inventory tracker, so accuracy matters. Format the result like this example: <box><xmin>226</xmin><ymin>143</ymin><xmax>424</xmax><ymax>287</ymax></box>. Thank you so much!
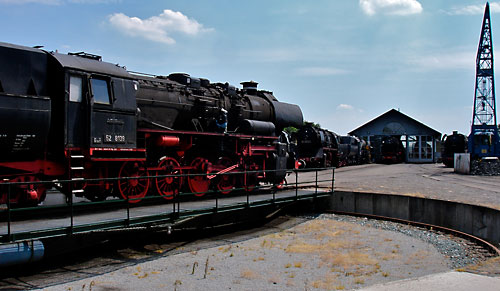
<box><xmin>0</xmin><ymin>0</ymin><xmax>498</xmax><ymax>135</ymax></box>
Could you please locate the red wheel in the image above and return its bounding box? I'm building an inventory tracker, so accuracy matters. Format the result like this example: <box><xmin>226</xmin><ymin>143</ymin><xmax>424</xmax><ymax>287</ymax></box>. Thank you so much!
<box><xmin>276</xmin><ymin>178</ymin><xmax>286</xmax><ymax>190</ymax></box>
<box><xmin>215</xmin><ymin>157</ymin><xmax>236</xmax><ymax>195</ymax></box>
<box><xmin>155</xmin><ymin>157</ymin><xmax>183</xmax><ymax>200</ymax></box>
<box><xmin>118</xmin><ymin>161</ymin><xmax>150</xmax><ymax>203</ymax></box>
<box><xmin>188</xmin><ymin>157</ymin><xmax>211</xmax><ymax>197</ymax></box>
<box><xmin>11</xmin><ymin>176</ymin><xmax>46</xmax><ymax>206</ymax></box>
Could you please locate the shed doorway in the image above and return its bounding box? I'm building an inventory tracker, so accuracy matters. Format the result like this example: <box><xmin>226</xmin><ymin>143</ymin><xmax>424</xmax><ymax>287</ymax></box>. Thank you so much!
<box><xmin>406</xmin><ymin>135</ymin><xmax>434</xmax><ymax>163</ymax></box>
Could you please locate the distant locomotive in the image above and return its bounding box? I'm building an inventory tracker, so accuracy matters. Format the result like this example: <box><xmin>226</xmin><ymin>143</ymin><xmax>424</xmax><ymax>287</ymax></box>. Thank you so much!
<box><xmin>295</xmin><ymin>123</ymin><xmax>339</xmax><ymax>168</ymax></box>
<box><xmin>0</xmin><ymin>41</ymin><xmax>303</xmax><ymax>206</ymax></box>
<box><xmin>442</xmin><ymin>131</ymin><xmax>467</xmax><ymax>167</ymax></box>
<box><xmin>379</xmin><ymin>136</ymin><xmax>405</xmax><ymax>163</ymax></box>
<box><xmin>338</xmin><ymin>136</ymin><xmax>362</xmax><ymax>166</ymax></box>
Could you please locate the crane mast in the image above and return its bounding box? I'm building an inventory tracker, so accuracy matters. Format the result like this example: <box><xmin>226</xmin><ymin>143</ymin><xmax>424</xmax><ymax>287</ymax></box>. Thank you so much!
<box><xmin>469</xmin><ymin>2</ymin><xmax>500</xmax><ymax>158</ymax></box>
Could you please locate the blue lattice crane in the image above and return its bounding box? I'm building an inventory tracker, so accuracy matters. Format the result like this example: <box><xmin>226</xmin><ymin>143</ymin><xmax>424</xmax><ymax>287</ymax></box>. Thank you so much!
<box><xmin>469</xmin><ymin>2</ymin><xmax>500</xmax><ymax>158</ymax></box>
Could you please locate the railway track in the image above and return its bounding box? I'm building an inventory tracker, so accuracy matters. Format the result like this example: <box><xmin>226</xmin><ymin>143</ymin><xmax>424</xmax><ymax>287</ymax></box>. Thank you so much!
<box><xmin>327</xmin><ymin>210</ymin><xmax>500</xmax><ymax>258</ymax></box>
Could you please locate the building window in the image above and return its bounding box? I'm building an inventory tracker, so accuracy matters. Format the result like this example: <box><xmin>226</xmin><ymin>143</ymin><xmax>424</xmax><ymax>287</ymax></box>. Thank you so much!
<box><xmin>91</xmin><ymin>78</ymin><xmax>111</xmax><ymax>105</ymax></box>
<box><xmin>408</xmin><ymin>135</ymin><xmax>418</xmax><ymax>159</ymax></box>
<box><xmin>407</xmin><ymin>135</ymin><xmax>433</xmax><ymax>161</ymax></box>
<box><xmin>423</xmin><ymin>136</ymin><xmax>433</xmax><ymax>159</ymax></box>
<box><xmin>69</xmin><ymin>75</ymin><xmax>83</xmax><ymax>102</ymax></box>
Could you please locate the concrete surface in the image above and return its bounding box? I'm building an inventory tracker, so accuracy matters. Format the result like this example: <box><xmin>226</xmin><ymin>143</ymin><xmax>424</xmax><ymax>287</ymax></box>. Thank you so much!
<box><xmin>40</xmin><ymin>215</ymin><xmax>455</xmax><ymax>291</ymax></box>
<box><xmin>359</xmin><ymin>271</ymin><xmax>500</xmax><ymax>291</ymax></box>
<box><xmin>332</xmin><ymin>163</ymin><xmax>500</xmax><ymax>211</ymax></box>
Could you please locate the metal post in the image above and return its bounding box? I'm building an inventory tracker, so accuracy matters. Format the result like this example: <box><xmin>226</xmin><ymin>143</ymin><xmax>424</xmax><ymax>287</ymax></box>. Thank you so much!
<box><xmin>69</xmin><ymin>183</ymin><xmax>74</xmax><ymax>235</ymax></box>
<box><xmin>246</xmin><ymin>170</ymin><xmax>249</xmax><ymax>208</ymax></box>
<box><xmin>177</xmin><ymin>191</ymin><xmax>180</xmax><ymax>217</ymax></box>
<box><xmin>331</xmin><ymin>167</ymin><xmax>335</xmax><ymax>195</ymax></box>
<box><xmin>126</xmin><ymin>178</ymin><xmax>130</xmax><ymax>227</ymax></box>
<box><xmin>173</xmin><ymin>190</ymin><xmax>176</xmax><ymax>214</ymax></box>
<box><xmin>215</xmin><ymin>177</ymin><xmax>219</xmax><ymax>213</ymax></box>
<box><xmin>246</xmin><ymin>187</ymin><xmax>250</xmax><ymax>207</ymax></box>
<box><xmin>295</xmin><ymin>170</ymin><xmax>298</xmax><ymax>200</ymax></box>
<box><xmin>273</xmin><ymin>181</ymin><xmax>276</xmax><ymax>203</ymax></box>
<box><xmin>7</xmin><ymin>183</ymin><xmax>11</xmax><ymax>240</ymax></box>
<box><xmin>176</xmin><ymin>173</ymin><xmax>181</xmax><ymax>218</ymax></box>
<box><xmin>315</xmin><ymin>170</ymin><xmax>318</xmax><ymax>197</ymax></box>
<box><xmin>69</xmin><ymin>192</ymin><xmax>75</xmax><ymax>234</ymax></box>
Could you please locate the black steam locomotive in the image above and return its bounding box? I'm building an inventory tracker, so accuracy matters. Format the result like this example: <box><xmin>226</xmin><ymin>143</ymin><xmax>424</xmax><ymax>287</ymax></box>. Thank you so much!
<box><xmin>338</xmin><ymin>136</ymin><xmax>361</xmax><ymax>166</ymax></box>
<box><xmin>0</xmin><ymin>41</ymin><xmax>303</xmax><ymax>206</ymax></box>
<box><xmin>369</xmin><ymin>135</ymin><xmax>405</xmax><ymax>163</ymax></box>
<box><xmin>294</xmin><ymin>123</ymin><xmax>372</xmax><ymax>168</ymax></box>
<box><xmin>379</xmin><ymin>136</ymin><xmax>405</xmax><ymax>163</ymax></box>
<box><xmin>441</xmin><ymin>131</ymin><xmax>467</xmax><ymax>167</ymax></box>
<box><xmin>295</xmin><ymin>123</ymin><xmax>339</xmax><ymax>168</ymax></box>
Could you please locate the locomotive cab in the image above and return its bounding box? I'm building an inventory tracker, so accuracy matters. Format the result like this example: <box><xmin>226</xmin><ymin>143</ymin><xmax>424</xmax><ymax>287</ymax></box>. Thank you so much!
<box><xmin>49</xmin><ymin>52</ymin><xmax>139</xmax><ymax>158</ymax></box>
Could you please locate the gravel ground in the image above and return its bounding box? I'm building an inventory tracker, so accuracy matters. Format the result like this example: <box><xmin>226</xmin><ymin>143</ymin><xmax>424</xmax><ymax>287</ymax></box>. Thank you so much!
<box><xmin>321</xmin><ymin>214</ymin><xmax>493</xmax><ymax>269</ymax></box>
<box><xmin>39</xmin><ymin>214</ymin><xmax>493</xmax><ymax>291</ymax></box>
<box><xmin>471</xmin><ymin>159</ymin><xmax>500</xmax><ymax>176</ymax></box>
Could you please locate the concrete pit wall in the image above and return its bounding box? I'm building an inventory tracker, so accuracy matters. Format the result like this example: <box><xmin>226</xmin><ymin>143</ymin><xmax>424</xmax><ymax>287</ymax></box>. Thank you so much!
<box><xmin>329</xmin><ymin>191</ymin><xmax>500</xmax><ymax>245</ymax></box>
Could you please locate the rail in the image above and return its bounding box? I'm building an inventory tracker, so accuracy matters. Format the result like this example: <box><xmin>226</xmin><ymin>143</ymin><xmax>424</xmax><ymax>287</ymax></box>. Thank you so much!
<box><xmin>0</xmin><ymin>167</ymin><xmax>335</xmax><ymax>244</ymax></box>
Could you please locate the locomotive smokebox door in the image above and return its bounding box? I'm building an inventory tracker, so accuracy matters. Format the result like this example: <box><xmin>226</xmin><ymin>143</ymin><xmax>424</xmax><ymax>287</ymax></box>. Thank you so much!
<box><xmin>270</xmin><ymin>134</ymin><xmax>289</xmax><ymax>184</ymax></box>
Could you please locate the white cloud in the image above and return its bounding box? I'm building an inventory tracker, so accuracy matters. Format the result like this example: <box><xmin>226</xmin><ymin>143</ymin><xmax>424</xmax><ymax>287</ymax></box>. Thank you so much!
<box><xmin>446</xmin><ymin>2</ymin><xmax>500</xmax><ymax>15</ymax></box>
<box><xmin>108</xmin><ymin>10</ymin><xmax>213</xmax><ymax>45</ymax></box>
<box><xmin>360</xmin><ymin>0</ymin><xmax>423</xmax><ymax>16</ymax></box>
<box><xmin>295</xmin><ymin>67</ymin><xmax>349</xmax><ymax>76</ymax></box>
<box><xmin>337</xmin><ymin>104</ymin><xmax>354</xmax><ymax>110</ymax></box>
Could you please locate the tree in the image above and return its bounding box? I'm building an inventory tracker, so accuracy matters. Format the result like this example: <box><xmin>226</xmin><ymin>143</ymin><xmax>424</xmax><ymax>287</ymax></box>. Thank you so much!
<box><xmin>283</xmin><ymin>126</ymin><xmax>298</xmax><ymax>135</ymax></box>
<box><xmin>304</xmin><ymin>121</ymin><xmax>321</xmax><ymax>129</ymax></box>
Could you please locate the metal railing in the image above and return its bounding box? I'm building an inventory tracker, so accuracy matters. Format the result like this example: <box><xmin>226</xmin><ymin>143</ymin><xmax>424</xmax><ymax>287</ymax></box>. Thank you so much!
<box><xmin>0</xmin><ymin>167</ymin><xmax>334</xmax><ymax>244</ymax></box>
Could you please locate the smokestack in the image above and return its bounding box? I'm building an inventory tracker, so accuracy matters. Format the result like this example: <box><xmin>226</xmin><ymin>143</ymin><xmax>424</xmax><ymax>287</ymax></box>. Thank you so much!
<box><xmin>241</xmin><ymin>81</ymin><xmax>258</xmax><ymax>94</ymax></box>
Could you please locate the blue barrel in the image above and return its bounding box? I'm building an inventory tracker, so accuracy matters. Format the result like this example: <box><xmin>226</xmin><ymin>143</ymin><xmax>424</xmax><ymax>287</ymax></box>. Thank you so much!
<box><xmin>0</xmin><ymin>240</ymin><xmax>44</xmax><ymax>267</ymax></box>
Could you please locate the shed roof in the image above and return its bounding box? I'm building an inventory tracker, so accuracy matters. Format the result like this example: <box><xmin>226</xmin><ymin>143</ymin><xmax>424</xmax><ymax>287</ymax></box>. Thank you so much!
<box><xmin>349</xmin><ymin>109</ymin><xmax>441</xmax><ymax>138</ymax></box>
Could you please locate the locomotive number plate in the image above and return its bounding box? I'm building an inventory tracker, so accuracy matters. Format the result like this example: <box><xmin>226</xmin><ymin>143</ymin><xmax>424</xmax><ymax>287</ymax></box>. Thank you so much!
<box><xmin>104</xmin><ymin>134</ymin><xmax>126</xmax><ymax>143</ymax></box>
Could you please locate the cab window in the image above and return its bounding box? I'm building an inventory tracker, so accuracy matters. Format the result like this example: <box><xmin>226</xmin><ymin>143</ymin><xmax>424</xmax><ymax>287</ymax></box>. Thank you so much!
<box><xmin>91</xmin><ymin>78</ymin><xmax>111</xmax><ymax>105</ymax></box>
<box><xmin>69</xmin><ymin>75</ymin><xmax>83</xmax><ymax>102</ymax></box>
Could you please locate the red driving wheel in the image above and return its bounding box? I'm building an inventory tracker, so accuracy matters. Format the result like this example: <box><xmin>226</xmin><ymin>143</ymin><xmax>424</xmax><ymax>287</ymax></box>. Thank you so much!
<box><xmin>215</xmin><ymin>157</ymin><xmax>236</xmax><ymax>195</ymax></box>
<box><xmin>118</xmin><ymin>161</ymin><xmax>150</xmax><ymax>203</ymax></box>
<box><xmin>155</xmin><ymin>156</ymin><xmax>183</xmax><ymax>200</ymax></box>
<box><xmin>188</xmin><ymin>157</ymin><xmax>211</xmax><ymax>197</ymax></box>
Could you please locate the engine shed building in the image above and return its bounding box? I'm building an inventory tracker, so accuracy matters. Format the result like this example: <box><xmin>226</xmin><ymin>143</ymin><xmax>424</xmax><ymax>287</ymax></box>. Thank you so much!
<box><xmin>349</xmin><ymin>109</ymin><xmax>442</xmax><ymax>163</ymax></box>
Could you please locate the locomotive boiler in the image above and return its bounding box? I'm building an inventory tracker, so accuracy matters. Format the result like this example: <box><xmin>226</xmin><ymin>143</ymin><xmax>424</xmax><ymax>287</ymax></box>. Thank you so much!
<box><xmin>0</xmin><ymin>41</ymin><xmax>303</xmax><ymax>206</ymax></box>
